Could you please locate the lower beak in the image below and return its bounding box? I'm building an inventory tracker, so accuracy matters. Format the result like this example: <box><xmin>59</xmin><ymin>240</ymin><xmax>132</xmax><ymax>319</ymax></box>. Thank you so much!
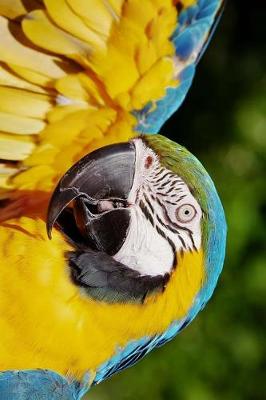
<box><xmin>47</xmin><ymin>142</ymin><xmax>136</xmax><ymax>255</ymax></box>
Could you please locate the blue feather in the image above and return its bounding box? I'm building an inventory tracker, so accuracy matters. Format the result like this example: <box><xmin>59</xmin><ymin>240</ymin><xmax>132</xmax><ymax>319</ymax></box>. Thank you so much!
<box><xmin>0</xmin><ymin>370</ymin><xmax>90</xmax><ymax>400</ymax></box>
<box><xmin>93</xmin><ymin>146</ymin><xmax>227</xmax><ymax>386</ymax></box>
<box><xmin>134</xmin><ymin>0</ymin><xmax>224</xmax><ymax>134</ymax></box>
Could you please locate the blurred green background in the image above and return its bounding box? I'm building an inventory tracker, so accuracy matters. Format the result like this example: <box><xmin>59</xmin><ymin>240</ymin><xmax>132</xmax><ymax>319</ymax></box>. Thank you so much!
<box><xmin>89</xmin><ymin>1</ymin><xmax>266</xmax><ymax>399</ymax></box>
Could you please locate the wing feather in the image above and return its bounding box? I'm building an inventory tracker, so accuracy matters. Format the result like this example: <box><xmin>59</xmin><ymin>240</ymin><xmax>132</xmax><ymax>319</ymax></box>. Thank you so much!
<box><xmin>0</xmin><ymin>0</ymin><xmax>42</xmax><ymax>19</ymax></box>
<box><xmin>0</xmin><ymin>0</ymin><xmax>223</xmax><ymax>192</ymax></box>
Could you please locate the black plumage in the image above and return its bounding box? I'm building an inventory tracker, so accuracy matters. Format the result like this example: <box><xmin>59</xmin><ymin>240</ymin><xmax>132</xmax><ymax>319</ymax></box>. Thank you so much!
<box><xmin>68</xmin><ymin>250</ymin><xmax>170</xmax><ymax>304</ymax></box>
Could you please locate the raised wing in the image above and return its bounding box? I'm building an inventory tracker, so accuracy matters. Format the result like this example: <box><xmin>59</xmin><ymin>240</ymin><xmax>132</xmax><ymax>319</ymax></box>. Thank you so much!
<box><xmin>0</xmin><ymin>0</ymin><xmax>224</xmax><ymax>194</ymax></box>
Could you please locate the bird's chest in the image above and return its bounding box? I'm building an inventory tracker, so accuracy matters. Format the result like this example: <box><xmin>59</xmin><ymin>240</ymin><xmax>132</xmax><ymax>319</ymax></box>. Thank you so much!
<box><xmin>0</xmin><ymin>216</ymin><xmax>205</xmax><ymax>379</ymax></box>
<box><xmin>0</xmin><ymin>217</ymin><xmax>102</xmax><ymax>377</ymax></box>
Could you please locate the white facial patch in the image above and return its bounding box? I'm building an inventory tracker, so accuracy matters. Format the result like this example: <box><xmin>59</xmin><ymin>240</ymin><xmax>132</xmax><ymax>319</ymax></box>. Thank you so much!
<box><xmin>114</xmin><ymin>139</ymin><xmax>202</xmax><ymax>277</ymax></box>
<box><xmin>114</xmin><ymin>206</ymin><xmax>174</xmax><ymax>276</ymax></box>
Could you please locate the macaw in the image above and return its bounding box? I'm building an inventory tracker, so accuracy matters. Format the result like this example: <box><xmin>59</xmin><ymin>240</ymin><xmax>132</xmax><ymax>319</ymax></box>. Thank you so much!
<box><xmin>0</xmin><ymin>0</ymin><xmax>226</xmax><ymax>399</ymax></box>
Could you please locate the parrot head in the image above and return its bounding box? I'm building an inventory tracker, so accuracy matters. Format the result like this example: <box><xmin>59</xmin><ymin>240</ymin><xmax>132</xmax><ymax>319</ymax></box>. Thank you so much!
<box><xmin>47</xmin><ymin>134</ymin><xmax>226</xmax><ymax>308</ymax></box>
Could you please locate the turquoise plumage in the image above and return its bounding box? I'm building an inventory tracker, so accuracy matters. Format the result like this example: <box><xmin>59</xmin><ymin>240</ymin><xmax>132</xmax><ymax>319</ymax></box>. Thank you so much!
<box><xmin>0</xmin><ymin>370</ymin><xmax>89</xmax><ymax>400</ymax></box>
<box><xmin>0</xmin><ymin>1</ymin><xmax>226</xmax><ymax>399</ymax></box>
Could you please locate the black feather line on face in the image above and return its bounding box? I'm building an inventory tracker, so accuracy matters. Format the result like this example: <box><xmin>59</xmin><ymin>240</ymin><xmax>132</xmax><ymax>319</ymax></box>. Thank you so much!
<box><xmin>155</xmin><ymin>172</ymin><xmax>172</xmax><ymax>184</ymax></box>
<box><xmin>143</xmin><ymin>192</ymin><xmax>154</xmax><ymax>215</ymax></box>
<box><xmin>139</xmin><ymin>199</ymin><xmax>154</xmax><ymax>226</ymax></box>
<box><xmin>156</xmin><ymin>214</ymin><xmax>179</xmax><ymax>236</ymax></box>
<box><xmin>67</xmin><ymin>250</ymin><xmax>170</xmax><ymax>304</ymax></box>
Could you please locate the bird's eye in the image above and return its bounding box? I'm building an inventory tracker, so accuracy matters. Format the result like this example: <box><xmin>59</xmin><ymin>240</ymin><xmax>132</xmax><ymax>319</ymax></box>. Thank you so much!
<box><xmin>176</xmin><ymin>204</ymin><xmax>196</xmax><ymax>223</ymax></box>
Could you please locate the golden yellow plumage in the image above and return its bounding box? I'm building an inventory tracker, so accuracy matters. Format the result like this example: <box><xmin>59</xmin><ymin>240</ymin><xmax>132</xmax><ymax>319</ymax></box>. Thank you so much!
<box><xmin>0</xmin><ymin>0</ymin><xmax>190</xmax><ymax>192</ymax></box>
<box><xmin>0</xmin><ymin>210</ymin><xmax>204</xmax><ymax>378</ymax></box>
<box><xmin>0</xmin><ymin>0</ymin><xmax>225</xmax><ymax>390</ymax></box>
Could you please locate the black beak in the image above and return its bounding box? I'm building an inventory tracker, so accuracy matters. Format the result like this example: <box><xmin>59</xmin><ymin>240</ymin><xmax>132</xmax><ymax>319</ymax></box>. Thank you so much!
<box><xmin>47</xmin><ymin>142</ymin><xmax>136</xmax><ymax>255</ymax></box>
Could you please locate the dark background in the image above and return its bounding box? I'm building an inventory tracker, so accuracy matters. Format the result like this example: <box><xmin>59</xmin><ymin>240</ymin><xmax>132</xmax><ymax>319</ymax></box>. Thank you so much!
<box><xmin>89</xmin><ymin>1</ymin><xmax>266</xmax><ymax>399</ymax></box>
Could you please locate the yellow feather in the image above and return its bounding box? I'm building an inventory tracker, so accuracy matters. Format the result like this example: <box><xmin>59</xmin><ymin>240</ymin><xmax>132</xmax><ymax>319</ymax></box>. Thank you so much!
<box><xmin>0</xmin><ymin>87</ymin><xmax>52</xmax><ymax>119</ymax></box>
<box><xmin>51</xmin><ymin>108</ymin><xmax>117</xmax><ymax>169</ymax></box>
<box><xmin>102</xmin><ymin>0</ymin><xmax>124</xmax><ymax>18</ymax></box>
<box><xmin>11</xmin><ymin>166</ymin><xmax>56</xmax><ymax>191</ymax></box>
<box><xmin>47</xmin><ymin>104</ymin><xmax>90</xmax><ymax>124</ymax></box>
<box><xmin>55</xmin><ymin>74</ymin><xmax>92</xmax><ymax>103</ymax></box>
<box><xmin>25</xmin><ymin>110</ymin><xmax>91</xmax><ymax>166</ymax></box>
<box><xmin>131</xmin><ymin>57</ymin><xmax>176</xmax><ymax>109</ymax></box>
<box><xmin>8</xmin><ymin>64</ymin><xmax>53</xmax><ymax>88</ymax></box>
<box><xmin>123</xmin><ymin>0</ymin><xmax>156</xmax><ymax>29</ymax></box>
<box><xmin>0</xmin><ymin>216</ymin><xmax>204</xmax><ymax>378</ymax></box>
<box><xmin>0</xmin><ymin>133</ymin><xmax>35</xmax><ymax>161</ymax></box>
<box><xmin>22</xmin><ymin>10</ymin><xmax>91</xmax><ymax>63</ymax></box>
<box><xmin>44</xmin><ymin>0</ymin><xmax>106</xmax><ymax>49</ymax></box>
<box><xmin>0</xmin><ymin>64</ymin><xmax>46</xmax><ymax>93</ymax></box>
<box><xmin>78</xmin><ymin>74</ymin><xmax>106</xmax><ymax>106</ymax></box>
<box><xmin>91</xmin><ymin>13</ymin><xmax>144</xmax><ymax>100</ymax></box>
<box><xmin>0</xmin><ymin>16</ymin><xmax>66</xmax><ymax>79</ymax></box>
<box><xmin>96</xmin><ymin>45</ymin><xmax>140</xmax><ymax>101</ymax></box>
<box><xmin>39</xmin><ymin>110</ymin><xmax>94</xmax><ymax>149</ymax></box>
<box><xmin>148</xmin><ymin>7</ymin><xmax>177</xmax><ymax>57</ymax></box>
<box><xmin>0</xmin><ymin>0</ymin><xmax>43</xmax><ymax>19</ymax></box>
<box><xmin>136</xmin><ymin>41</ymin><xmax>158</xmax><ymax>75</ymax></box>
<box><xmin>66</xmin><ymin>0</ymin><xmax>114</xmax><ymax>38</ymax></box>
<box><xmin>0</xmin><ymin>164</ymin><xmax>17</xmax><ymax>189</ymax></box>
<box><xmin>0</xmin><ymin>111</ymin><xmax>45</xmax><ymax>135</ymax></box>
<box><xmin>0</xmin><ymin>0</ymin><xmax>27</xmax><ymax>19</ymax></box>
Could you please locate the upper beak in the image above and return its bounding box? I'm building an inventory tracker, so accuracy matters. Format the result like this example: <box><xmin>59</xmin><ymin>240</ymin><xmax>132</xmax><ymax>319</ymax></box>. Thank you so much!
<box><xmin>47</xmin><ymin>141</ymin><xmax>136</xmax><ymax>255</ymax></box>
